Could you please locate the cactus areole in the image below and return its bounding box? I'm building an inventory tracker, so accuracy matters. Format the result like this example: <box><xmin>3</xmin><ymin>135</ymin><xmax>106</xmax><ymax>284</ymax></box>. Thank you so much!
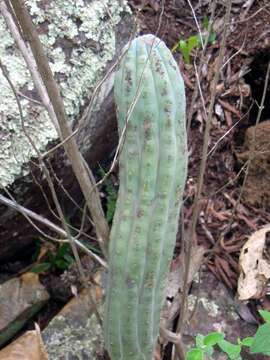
<box><xmin>104</xmin><ymin>34</ymin><xmax>188</xmax><ymax>360</ymax></box>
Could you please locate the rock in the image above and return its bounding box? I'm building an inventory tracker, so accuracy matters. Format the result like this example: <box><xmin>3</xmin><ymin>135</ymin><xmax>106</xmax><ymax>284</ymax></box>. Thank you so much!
<box><xmin>0</xmin><ymin>327</ymin><xmax>49</xmax><ymax>360</ymax></box>
<box><xmin>236</xmin><ymin>120</ymin><xmax>270</xmax><ymax>210</ymax></box>
<box><xmin>0</xmin><ymin>0</ymin><xmax>134</xmax><ymax>262</ymax></box>
<box><xmin>0</xmin><ymin>273</ymin><xmax>50</xmax><ymax>348</ymax></box>
<box><xmin>42</xmin><ymin>271</ymin><xmax>105</xmax><ymax>360</ymax></box>
<box><xmin>183</xmin><ymin>270</ymin><xmax>266</xmax><ymax>359</ymax></box>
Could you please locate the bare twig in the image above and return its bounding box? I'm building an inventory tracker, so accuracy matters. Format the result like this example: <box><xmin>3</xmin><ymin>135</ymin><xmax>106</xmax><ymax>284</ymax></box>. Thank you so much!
<box><xmin>8</xmin><ymin>0</ymin><xmax>109</xmax><ymax>255</ymax></box>
<box><xmin>174</xmin><ymin>2</ymin><xmax>232</xmax><ymax>357</ymax></box>
<box><xmin>187</xmin><ymin>0</ymin><xmax>217</xmax><ymax>133</ymax></box>
<box><xmin>194</xmin><ymin>61</ymin><xmax>207</xmax><ymax>118</ymax></box>
<box><xmin>233</xmin><ymin>5</ymin><xmax>266</xmax><ymax>24</ymax></box>
<box><xmin>41</xmin><ymin>128</ymin><xmax>79</xmax><ymax>159</ymax></box>
<box><xmin>221</xmin><ymin>36</ymin><xmax>246</xmax><ymax>71</ymax></box>
<box><xmin>197</xmin><ymin>38</ymin><xmax>270</xmax><ymax>322</ymax></box>
<box><xmin>207</xmin><ymin>118</ymin><xmax>241</xmax><ymax>157</ymax></box>
<box><xmin>186</xmin><ymin>0</ymin><xmax>205</xmax><ymax>50</ymax></box>
<box><xmin>0</xmin><ymin>192</ymin><xmax>107</xmax><ymax>268</ymax></box>
<box><xmin>241</xmin><ymin>0</ymin><xmax>256</xmax><ymax>20</ymax></box>
<box><xmin>232</xmin><ymin>60</ymin><xmax>270</xmax><ymax>220</ymax></box>
<box><xmin>91</xmin><ymin>35</ymin><xmax>164</xmax><ymax>191</ymax></box>
<box><xmin>0</xmin><ymin>54</ymin><xmax>103</xmax><ymax>325</ymax></box>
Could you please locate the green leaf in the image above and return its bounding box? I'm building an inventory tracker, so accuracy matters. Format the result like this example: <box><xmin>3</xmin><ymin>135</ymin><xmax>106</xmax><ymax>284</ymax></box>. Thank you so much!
<box><xmin>106</xmin><ymin>183</ymin><xmax>117</xmax><ymax>223</ymax></box>
<box><xmin>204</xmin><ymin>345</ymin><xmax>214</xmax><ymax>357</ymax></box>
<box><xmin>202</xmin><ymin>16</ymin><xmax>209</xmax><ymax>30</ymax></box>
<box><xmin>204</xmin><ymin>332</ymin><xmax>225</xmax><ymax>346</ymax></box>
<box><xmin>63</xmin><ymin>253</ymin><xmax>74</xmax><ymax>264</ymax></box>
<box><xmin>188</xmin><ymin>35</ymin><xmax>199</xmax><ymax>52</ymax></box>
<box><xmin>31</xmin><ymin>262</ymin><xmax>51</xmax><ymax>273</ymax></box>
<box><xmin>259</xmin><ymin>310</ymin><xmax>270</xmax><ymax>323</ymax></box>
<box><xmin>179</xmin><ymin>40</ymin><xmax>190</xmax><ymax>64</ymax></box>
<box><xmin>47</xmin><ymin>250</ymin><xmax>55</xmax><ymax>262</ymax></box>
<box><xmin>186</xmin><ymin>348</ymin><xmax>204</xmax><ymax>360</ymax></box>
<box><xmin>57</xmin><ymin>243</ymin><xmax>70</xmax><ymax>258</ymax></box>
<box><xmin>208</xmin><ymin>32</ymin><xmax>216</xmax><ymax>44</ymax></box>
<box><xmin>241</xmin><ymin>337</ymin><xmax>254</xmax><ymax>347</ymax></box>
<box><xmin>218</xmin><ymin>339</ymin><xmax>241</xmax><ymax>359</ymax></box>
<box><xmin>195</xmin><ymin>334</ymin><xmax>205</xmax><ymax>348</ymax></box>
<box><xmin>54</xmin><ymin>259</ymin><xmax>69</xmax><ymax>270</ymax></box>
<box><xmin>250</xmin><ymin>323</ymin><xmax>270</xmax><ymax>355</ymax></box>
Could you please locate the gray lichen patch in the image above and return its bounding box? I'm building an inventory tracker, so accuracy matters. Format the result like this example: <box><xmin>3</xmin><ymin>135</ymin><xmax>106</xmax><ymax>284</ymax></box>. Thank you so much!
<box><xmin>43</xmin><ymin>287</ymin><xmax>104</xmax><ymax>360</ymax></box>
<box><xmin>44</xmin><ymin>314</ymin><xmax>103</xmax><ymax>359</ymax></box>
<box><xmin>0</xmin><ymin>0</ymin><xmax>130</xmax><ymax>187</ymax></box>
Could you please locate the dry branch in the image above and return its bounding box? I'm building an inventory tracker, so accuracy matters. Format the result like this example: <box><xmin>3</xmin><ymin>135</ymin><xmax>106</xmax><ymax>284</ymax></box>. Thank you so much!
<box><xmin>174</xmin><ymin>1</ymin><xmax>233</xmax><ymax>358</ymax></box>
<box><xmin>8</xmin><ymin>0</ymin><xmax>109</xmax><ymax>255</ymax></box>
<box><xmin>0</xmin><ymin>192</ymin><xmax>107</xmax><ymax>268</ymax></box>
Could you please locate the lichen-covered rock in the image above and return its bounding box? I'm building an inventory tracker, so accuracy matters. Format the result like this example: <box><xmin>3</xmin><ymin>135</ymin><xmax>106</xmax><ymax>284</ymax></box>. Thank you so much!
<box><xmin>42</xmin><ymin>271</ymin><xmax>104</xmax><ymax>360</ymax></box>
<box><xmin>0</xmin><ymin>0</ymin><xmax>130</xmax><ymax>187</ymax></box>
<box><xmin>185</xmin><ymin>271</ymin><xmax>261</xmax><ymax>360</ymax></box>
<box><xmin>0</xmin><ymin>1</ymin><xmax>133</xmax><ymax>263</ymax></box>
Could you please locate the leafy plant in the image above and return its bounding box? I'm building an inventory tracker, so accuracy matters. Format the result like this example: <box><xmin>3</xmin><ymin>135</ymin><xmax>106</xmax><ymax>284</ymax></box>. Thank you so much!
<box><xmin>98</xmin><ymin>166</ymin><xmax>118</xmax><ymax>224</ymax></box>
<box><xmin>172</xmin><ymin>16</ymin><xmax>216</xmax><ymax>64</ymax></box>
<box><xmin>31</xmin><ymin>242</ymin><xmax>74</xmax><ymax>273</ymax></box>
<box><xmin>186</xmin><ymin>310</ymin><xmax>270</xmax><ymax>359</ymax></box>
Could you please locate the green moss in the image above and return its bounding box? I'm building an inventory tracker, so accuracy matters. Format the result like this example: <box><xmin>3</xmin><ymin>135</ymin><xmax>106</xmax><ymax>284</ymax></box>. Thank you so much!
<box><xmin>0</xmin><ymin>0</ymin><xmax>130</xmax><ymax>187</ymax></box>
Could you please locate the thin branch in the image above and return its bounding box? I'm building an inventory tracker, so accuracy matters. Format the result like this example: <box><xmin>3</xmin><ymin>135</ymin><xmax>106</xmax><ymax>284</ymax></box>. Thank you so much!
<box><xmin>88</xmin><ymin>35</ymin><xmax>163</xmax><ymax>192</ymax></box>
<box><xmin>221</xmin><ymin>35</ymin><xmax>246</xmax><ymax>71</ymax></box>
<box><xmin>206</xmin><ymin>61</ymin><xmax>270</xmax><ymax>259</ymax></box>
<box><xmin>0</xmin><ymin>192</ymin><xmax>107</xmax><ymax>269</ymax></box>
<box><xmin>175</xmin><ymin>0</ymin><xmax>232</xmax><ymax>355</ymax></box>
<box><xmin>231</xmin><ymin>60</ymin><xmax>270</xmax><ymax>221</ymax></box>
<box><xmin>8</xmin><ymin>0</ymin><xmax>110</xmax><ymax>255</ymax></box>
<box><xmin>0</xmin><ymin>54</ymin><xmax>102</xmax><ymax>325</ymax></box>
<box><xmin>187</xmin><ymin>0</ymin><xmax>217</xmax><ymax>133</ymax></box>
<box><xmin>194</xmin><ymin>61</ymin><xmax>207</xmax><ymax>118</ymax></box>
<box><xmin>186</xmin><ymin>0</ymin><xmax>205</xmax><ymax>50</ymax></box>
<box><xmin>41</xmin><ymin>128</ymin><xmax>79</xmax><ymax>159</ymax></box>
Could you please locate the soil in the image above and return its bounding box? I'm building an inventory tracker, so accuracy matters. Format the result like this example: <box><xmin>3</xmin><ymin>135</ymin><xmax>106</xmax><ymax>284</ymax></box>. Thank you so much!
<box><xmin>127</xmin><ymin>0</ymin><xmax>270</xmax><ymax>278</ymax></box>
<box><xmin>1</xmin><ymin>0</ymin><xmax>270</xmax><ymax>358</ymax></box>
<box><xmin>127</xmin><ymin>0</ymin><xmax>270</xmax><ymax>357</ymax></box>
<box><xmin>236</xmin><ymin>120</ymin><xmax>270</xmax><ymax>209</ymax></box>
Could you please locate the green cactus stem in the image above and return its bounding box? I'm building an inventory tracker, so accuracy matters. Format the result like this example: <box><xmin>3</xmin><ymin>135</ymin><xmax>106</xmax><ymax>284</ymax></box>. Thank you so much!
<box><xmin>104</xmin><ymin>34</ymin><xmax>188</xmax><ymax>360</ymax></box>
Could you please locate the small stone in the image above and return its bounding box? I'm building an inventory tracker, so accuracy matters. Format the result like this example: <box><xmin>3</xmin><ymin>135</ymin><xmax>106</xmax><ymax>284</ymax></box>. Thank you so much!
<box><xmin>0</xmin><ymin>273</ymin><xmax>49</xmax><ymax>347</ymax></box>
<box><xmin>42</xmin><ymin>271</ymin><xmax>104</xmax><ymax>360</ymax></box>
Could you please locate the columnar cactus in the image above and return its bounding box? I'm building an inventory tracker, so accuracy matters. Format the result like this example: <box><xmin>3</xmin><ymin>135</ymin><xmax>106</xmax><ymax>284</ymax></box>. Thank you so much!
<box><xmin>104</xmin><ymin>34</ymin><xmax>187</xmax><ymax>360</ymax></box>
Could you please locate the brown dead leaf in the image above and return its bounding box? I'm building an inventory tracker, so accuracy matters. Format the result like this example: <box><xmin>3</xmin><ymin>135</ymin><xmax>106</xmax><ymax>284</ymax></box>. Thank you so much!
<box><xmin>238</xmin><ymin>225</ymin><xmax>270</xmax><ymax>300</ymax></box>
<box><xmin>0</xmin><ymin>324</ymin><xmax>48</xmax><ymax>360</ymax></box>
